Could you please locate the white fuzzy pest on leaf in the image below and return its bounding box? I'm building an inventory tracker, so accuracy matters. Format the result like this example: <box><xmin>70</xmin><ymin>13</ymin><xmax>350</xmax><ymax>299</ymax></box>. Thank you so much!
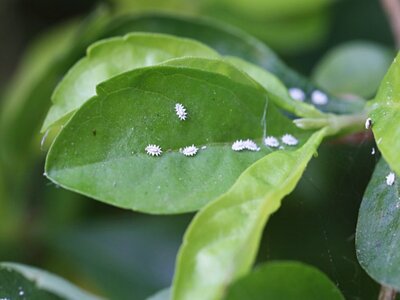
<box><xmin>175</xmin><ymin>103</ymin><xmax>187</xmax><ymax>120</ymax></box>
<box><xmin>145</xmin><ymin>144</ymin><xmax>162</xmax><ymax>156</ymax></box>
<box><xmin>181</xmin><ymin>145</ymin><xmax>198</xmax><ymax>157</ymax></box>
<box><xmin>232</xmin><ymin>140</ymin><xmax>246</xmax><ymax>151</ymax></box>
<box><xmin>232</xmin><ymin>139</ymin><xmax>260</xmax><ymax>151</ymax></box>
<box><xmin>365</xmin><ymin>118</ymin><xmax>373</xmax><ymax>129</ymax></box>
<box><xmin>386</xmin><ymin>172</ymin><xmax>396</xmax><ymax>186</ymax></box>
<box><xmin>311</xmin><ymin>90</ymin><xmax>328</xmax><ymax>105</ymax></box>
<box><xmin>243</xmin><ymin>139</ymin><xmax>260</xmax><ymax>151</ymax></box>
<box><xmin>281</xmin><ymin>134</ymin><xmax>298</xmax><ymax>146</ymax></box>
<box><xmin>264</xmin><ymin>136</ymin><xmax>279</xmax><ymax>148</ymax></box>
<box><xmin>289</xmin><ymin>88</ymin><xmax>305</xmax><ymax>102</ymax></box>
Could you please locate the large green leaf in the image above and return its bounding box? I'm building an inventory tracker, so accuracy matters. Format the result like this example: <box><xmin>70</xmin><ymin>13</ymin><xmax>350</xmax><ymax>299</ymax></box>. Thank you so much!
<box><xmin>356</xmin><ymin>158</ymin><xmax>400</xmax><ymax>290</ymax></box>
<box><xmin>225</xmin><ymin>261</ymin><xmax>344</xmax><ymax>300</ymax></box>
<box><xmin>312</xmin><ymin>42</ymin><xmax>394</xmax><ymax>98</ymax></box>
<box><xmin>370</xmin><ymin>52</ymin><xmax>400</xmax><ymax>176</ymax></box>
<box><xmin>172</xmin><ymin>128</ymin><xmax>327</xmax><ymax>300</ymax></box>
<box><xmin>45</xmin><ymin>66</ymin><xmax>311</xmax><ymax>214</ymax></box>
<box><xmin>0</xmin><ymin>263</ymin><xmax>101</xmax><ymax>300</ymax></box>
<box><xmin>42</xmin><ymin>33</ymin><xmax>219</xmax><ymax>131</ymax></box>
<box><xmin>102</xmin><ymin>13</ymin><xmax>364</xmax><ymax>114</ymax></box>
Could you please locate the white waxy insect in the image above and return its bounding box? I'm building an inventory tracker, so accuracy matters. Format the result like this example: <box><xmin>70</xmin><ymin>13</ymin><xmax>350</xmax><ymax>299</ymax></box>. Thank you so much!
<box><xmin>243</xmin><ymin>139</ymin><xmax>260</xmax><ymax>151</ymax></box>
<box><xmin>145</xmin><ymin>144</ymin><xmax>162</xmax><ymax>156</ymax></box>
<box><xmin>311</xmin><ymin>90</ymin><xmax>328</xmax><ymax>105</ymax></box>
<box><xmin>264</xmin><ymin>136</ymin><xmax>279</xmax><ymax>148</ymax></box>
<box><xmin>201</xmin><ymin>146</ymin><xmax>207</xmax><ymax>150</ymax></box>
<box><xmin>386</xmin><ymin>172</ymin><xmax>396</xmax><ymax>186</ymax></box>
<box><xmin>371</xmin><ymin>147</ymin><xmax>375</xmax><ymax>155</ymax></box>
<box><xmin>281</xmin><ymin>134</ymin><xmax>298</xmax><ymax>146</ymax></box>
<box><xmin>289</xmin><ymin>88</ymin><xmax>305</xmax><ymax>102</ymax></box>
<box><xmin>181</xmin><ymin>145</ymin><xmax>198</xmax><ymax>157</ymax></box>
<box><xmin>232</xmin><ymin>140</ymin><xmax>246</xmax><ymax>151</ymax></box>
<box><xmin>175</xmin><ymin>103</ymin><xmax>187</xmax><ymax>121</ymax></box>
<box><xmin>365</xmin><ymin>118</ymin><xmax>373</xmax><ymax>130</ymax></box>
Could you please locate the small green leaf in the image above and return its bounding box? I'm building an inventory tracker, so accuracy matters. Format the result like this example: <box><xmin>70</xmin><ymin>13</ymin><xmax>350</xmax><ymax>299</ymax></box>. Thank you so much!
<box><xmin>45</xmin><ymin>66</ymin><xmax>310</xmax><ymax>214</ymax></box>
<box><xmin>312</xmin><ymin>42</ymin><xmax>394</xmax><ymax>98</ymax></box>
<box><xmin>42</xmin><ymin>33</ymin><xmax>218</xmax><ymax>131</ymax></box>
<box><xmin>225</xmin><ymin>261</ymin><xmax>344</xmax><ymax>300</ymax></box>
<box><xmin>370</xmin><ymin>52</ymin><xmax>400</xmax><ymax>176</ymax></box>
<box><xmin>356</xmin><ymin>158</ymin><xmax>400</xmax><ymax>290</ymax></box>
<box><xmin>172</xmin><ymin>128</ymin><xmax>327</xmax><ymax>300</ymax></box>
<box><xmin>0</xmin><ymin>262</ymin><xmax>101</xmax><ymax>300</ymax></box>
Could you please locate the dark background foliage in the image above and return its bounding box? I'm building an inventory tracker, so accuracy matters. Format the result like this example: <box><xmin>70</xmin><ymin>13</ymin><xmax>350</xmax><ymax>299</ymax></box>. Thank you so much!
<box><xmin>0</xmin><ymin>0</ymin><xmax>396</xmax><ymax>299</ymax></box>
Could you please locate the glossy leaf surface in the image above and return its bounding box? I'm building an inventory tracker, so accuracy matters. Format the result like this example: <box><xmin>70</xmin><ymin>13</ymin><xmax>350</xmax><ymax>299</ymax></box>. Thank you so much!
<box><xmin>172</xmin><ymin>128</ymin><xmax>327</xmax><ymax>300</ymax></box>
<box><xmin>0</xmin><ymin>263</ymin><xmax>101</xmax><ymax>300</ymax></box>
<box><xmin>42</xmin><ymin>33</ymin><xmax>218</xmax><ymax>131</ymax></box>
<box><xmin>225</xmin><ymin>261</ymin><xmax>344</xmax><ymax>300</ymax></box>
<box><xmin>45</xmin><ymin>66</ymin><xmax>311</xmax><ymax>214</ymax></box>
<box><xmin>370</xmin><ymin>52</ymin><xmax>400</xmax><ymax>176</ymax></box>
<box><xmin>356</xmin><ymin>158</ymin><xmax>400</xmax><ymax>290</ymax></box>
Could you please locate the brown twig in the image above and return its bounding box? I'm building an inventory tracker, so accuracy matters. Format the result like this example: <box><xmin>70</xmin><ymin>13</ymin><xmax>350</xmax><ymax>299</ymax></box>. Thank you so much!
<box><xmin>381</xmin><ymin>0</ymin><xmax>400</xmax><ymax>48</ymax></box>
<box><xmin>378</xmin><ymin>286</ymin><xmax>397</xmax><ymax>300</ymax></box>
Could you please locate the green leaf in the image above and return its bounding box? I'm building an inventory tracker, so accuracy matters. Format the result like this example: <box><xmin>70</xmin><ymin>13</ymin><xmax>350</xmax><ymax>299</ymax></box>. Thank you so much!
<box><xmin>370</xmin><ymin>52</ymin><xmax>400</xmax><ymax>176</ymax></box>
<box><xmin>356</xmin><ymin>158</ymin><xmax>400</xmax><ymax>290</ymax></box>
<box><xmin>225</xmin><ymin>261</ymin><xmax>344</xmax><ymax>300</ymax></box>
<box><xmin>312</xmin><ymin>41</ymin><xmax>394</xmax><ymax>98</ymax></box>
<box><xmin>42</xmin><ymin>33</ymin><xmax>219</xmax><ymax>131</ymax></box>
<box><xmin>172</xmin><ymin>128</ymin><xmax>327</xmax><ymax>300</ymax></box>
<box><xmin>45</xmin><ymin>66</ymin><xmax>311</xmax><ymax>214</ymax></box>
<box><xmin>102</xmin><ymin>13</ymin><xmax>364</xmax><ymax>114</ymax></box>
<box><xmin>0</xmin><ymin>262</ymin><xmax>101</xmax><ymax>300</ymax></box>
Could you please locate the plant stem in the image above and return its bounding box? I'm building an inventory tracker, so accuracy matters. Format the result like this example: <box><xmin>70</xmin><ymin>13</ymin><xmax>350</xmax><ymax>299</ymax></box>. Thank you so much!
<box><xmin>378</xmin><ymin>286</ymin><xmax>397</xmax><ymax>300</ymax></box>
<box><xmin>380</xmin><ymin>0</ymin><xmax>400</xmax><ymax>48</ymax></box>
<box><xmin>293</xmin><ymin>111</ymin><xmax>367</xmax><ymax>136</ymax></box>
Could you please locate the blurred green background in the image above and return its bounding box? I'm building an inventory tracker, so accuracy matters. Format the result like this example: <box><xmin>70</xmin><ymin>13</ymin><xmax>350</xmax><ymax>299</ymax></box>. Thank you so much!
<box><xmin>0</xmin><ymin>0</ymin><xmax>396</xmax><ymax>299</ymax></box>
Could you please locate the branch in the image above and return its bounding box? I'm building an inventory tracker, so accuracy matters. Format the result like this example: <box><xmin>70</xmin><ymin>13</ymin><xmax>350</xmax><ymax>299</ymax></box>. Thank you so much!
<box><xmin>381</xmin><ymin>0</ymin><xmax>400</xmax><ymax>48</ymax></box>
